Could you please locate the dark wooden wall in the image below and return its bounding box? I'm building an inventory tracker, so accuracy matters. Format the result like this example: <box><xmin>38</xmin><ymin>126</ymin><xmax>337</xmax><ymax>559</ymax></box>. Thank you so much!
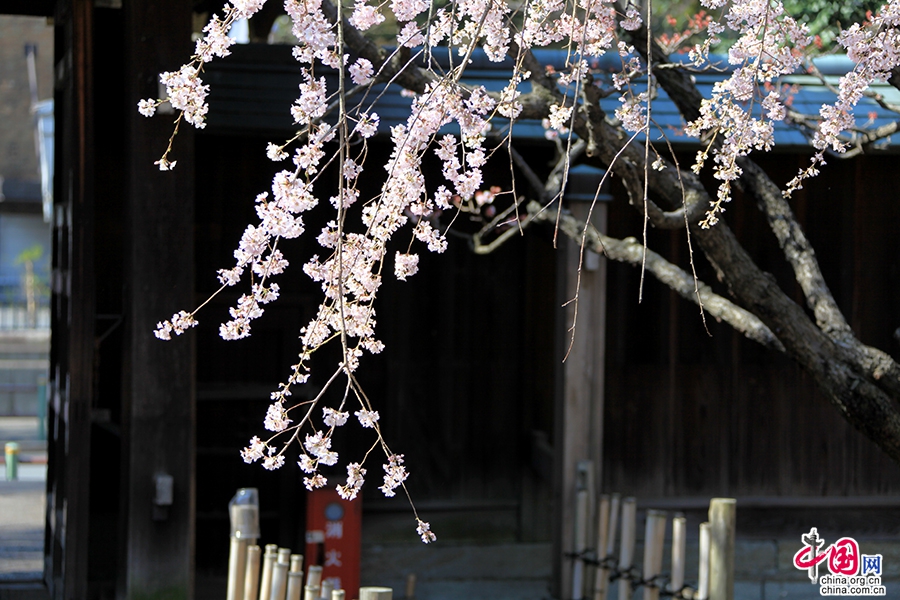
<box><xmin>602</xmin><ymin>153</ymin><xmax>900</xmax><ymax>502</ymax></box>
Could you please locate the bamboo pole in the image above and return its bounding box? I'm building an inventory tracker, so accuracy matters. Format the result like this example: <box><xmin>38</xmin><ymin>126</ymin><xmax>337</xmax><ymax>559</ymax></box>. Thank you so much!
<box><xmin>404</xmin><ymin>574</ymin><xmax>416</xmax><ymax>599</ymax></box>
<box><xmin>286</xmin><ymin>572</ymin><xmax>303</xmax><ymax>600</ymax></box>
<box><xmin>320</xmin><ymin>580</ymin><xmax>334</xmax><ymax>600</ymax></box>
<box><xmin>668</xmin><ymin>515</ymin><xmax>686</xmax><ymax>595</ymax></box>
<box><xmin>606</xmin><ymin>494</ymin><xmax>620</xmax><ymax>560</ymax></box>
<box><xmin>245</xmin><ymin>545</ymin><xmax>262</xmax><ymax>600</ymax></box>
<box><xmin>332</xmin><ymin>591</ymin><xmax>346</xmax><ymax>600</ymax></box>
<box><xmin>593</xmin><ymin>495</ymin><xmax>611</xmax><ymax>600</ymax></box>
<box><xmin>270</xmin><ymin>560</ymin><xmax>289</xmax><ymax>600</ymax></box>
<box><xmin>697</xmin><ymin>522</ymin><xmax>710</xmax><ymax>600</ymax></box>
<box><xmin>304</xmin><ymin>586</ymin><xmax>318</xmax><ymax>600</ymax></box>
<box><xmin>708</xmin><ymin>499</ymin><xmax>735</xmax><ymax>600</ymax></box>
<box><xmin>359</xmin><ymin>587</ymin><xmax>393</xmax><ymax>600</ymax></box>
<box><xmin>572</xmin><ymin>488</ymin><xmax>589</xmax><ymax>600</ymax></box>
<box><xmin>306</xmin><ymin>565</ymin><xmax>323</xmax><ymax>598</ymax></box>
<box><xmin>260</xmin><ymin>544</ymin><xmax>279</xmax><ymax>600</ymax></box>
<box><xmin>642</xmin><ymin>510</ymin><xmax>667</xmax><ymax>600</ymax></box>
<box><xmin>290</xmin><ymin>555</ymin><xmax>304</xmax><ymax>573</ymax></box>
<box><xmin>618</xmin><ymin>497</ymin><xmax>637</xmax><ymax>600</ymax></box>
<box><xmin>228</xmin><ymin>537</ymin><xmax>249</xmax><ymax>600</ymax></box>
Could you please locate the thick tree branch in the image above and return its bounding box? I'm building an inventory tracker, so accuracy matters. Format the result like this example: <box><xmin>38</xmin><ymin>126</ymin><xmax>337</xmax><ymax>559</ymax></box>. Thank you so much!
<box><xmin>526</xmin><ymin>201</ymin><xmax>784</xmax><ymax>351</ymax></box>
<box><xmin>629</xmin><ymin>31</ymin><xmax>900</xmax><ymax>401</ymax></box>
<box><xmin>519</xmin><ymin>41</ymin><xmax>900</xmax><ymax>460</ymax></box>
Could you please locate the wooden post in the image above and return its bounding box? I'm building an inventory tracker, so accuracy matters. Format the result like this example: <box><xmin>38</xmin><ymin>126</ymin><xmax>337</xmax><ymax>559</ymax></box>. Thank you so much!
<box><xmin>46</xmin><ymin>1</ymin><xmax>95</xmax><ymax>596</ymax></box>
<box><xmin>555</xmin><ymin>168</ymin><xmax>610</xmax><ymax>599</ymax></box>
<box><xmin>123</xmin><ymin>0</ymin><xmax>196</xmax><ymax>596</ymax></box>
<box><xmin>708</xmin><ymin>499</ymin><xmax>735</xmax><ymax>600</ymax></box>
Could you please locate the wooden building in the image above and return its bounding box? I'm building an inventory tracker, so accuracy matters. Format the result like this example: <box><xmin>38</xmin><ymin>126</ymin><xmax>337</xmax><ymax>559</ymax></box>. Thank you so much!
<box><xmin>1</xmin><ymin>1</ymin><xmax>899</xmax><ymax>599</ymax></box>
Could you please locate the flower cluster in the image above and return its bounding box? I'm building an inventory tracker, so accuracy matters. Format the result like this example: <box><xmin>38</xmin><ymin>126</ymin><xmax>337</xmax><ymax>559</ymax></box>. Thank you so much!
<box><xmin>684</xmin><ymin>0</ymin><xmax>810</xmax><ymax>226</ymax></box>
<box><xmin>380</xmin><ymin>454</ymin><xmax>409</xmax><ymax>497</ymax></box>
<box><xmin>154</xmin><ymin>310</ymin><xmax>198</xmax><ymax>340</ymax></box>
<box><xmin>786</xmin><ymin>0</ymin><xmax>900</xmax><ymax>195</ymax></box>
<box><xmin>144</xmin><ymin>0</ymin><xmax>895</xmax><ymax>546</ymax></box>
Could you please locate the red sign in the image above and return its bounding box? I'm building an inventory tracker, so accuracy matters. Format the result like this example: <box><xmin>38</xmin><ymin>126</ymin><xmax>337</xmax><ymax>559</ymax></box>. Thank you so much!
<box><xmin>305</xmin><ymin>488</ymin><xmax>361</xmax><ymax>599</ymax></box>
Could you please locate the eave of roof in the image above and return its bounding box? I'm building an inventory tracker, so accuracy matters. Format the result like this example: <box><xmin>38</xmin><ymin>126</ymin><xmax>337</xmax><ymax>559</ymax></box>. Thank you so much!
<box><xmin>203</xmin><ymin>45</ymin><xmax>900</xmax><ymax>152</ymax></box>
<box><xmin>0</xmin><ymin>1</ymin><xmax>55</xmax><ymax>17</ymax></box>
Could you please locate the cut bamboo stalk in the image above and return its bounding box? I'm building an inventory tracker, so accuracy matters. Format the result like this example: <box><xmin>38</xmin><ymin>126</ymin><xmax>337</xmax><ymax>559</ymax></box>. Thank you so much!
<box><xmin>269</xmin><ymin>561</ymin><xmax>288</xmax><ymax>600</ymax></box>
<box><xmin>306</xmin><ymin>565</ymin><xmax>323</xmax><ymax>597</ymax></box>
<box><xmin>359</xmin><ymin>587</ymin><xmax>393</xmax><ymax>600</ymax></box>
<box><xmin>245</xmin><ymin>545</ymin><xmax>262</xmax><ymax>600</ymax></box>
<box><xmin>290</xmin><ymin>555</ymin><xmax>304</xmax><ymax>574</ymax></box>
<box><xmin>260</xmin><ymin>544</ymin><xmax>279</xmax><ymax>600</ymax></box>
<box><xmin>320</xmin><ymin>580</ymin><xmax>334</xmax><ymax>600</ymax></box>
<box><xmin>572</xmin><ymin>488</ymin><xmax>589</xmax><ymax>600</ymax></box>
<box><xmin>332</xmin><ymin>591</ymin><xmax>345</xmax><ymax>600</ymax></box>
<box><xmin>303</xmin><ymin>585</ymin><xmax>318</xmax><ymax>600</ymax></box>
<box><xmin>618</xmin><ymin>497</ymin><xmax>637</xmax><ymax>600</ymax></box>
<box><xmin>593</xmin><ymin>495</ymin><xmax>611</xmax><ymax>600</ymax></box>
<box><xmin>697</xmin><ymin>522</ymin><xmax>710</xmax><ymax>600</ymax></box>
<box><xmin>642</xmin><ymin>510</ymin><xmax>667</xmax><ymax>600</ymax></box>
<box><xmin>606</xmin><ymin>494</ymin><xmax>620</xmax><ymax>560</ymax></box>
<box><xmin>228</xmin><ymin>537</ymin><xmax>249</xmax><ymax>600</ymax></box>
<box><xmin>286</xmin><ymin>572</ymin><xmax>303</xmax><ymax>600</ymax></box>
<box><xmin>278</xmin><ymin>548</ymin><xmax>291</xmax><ymax>564</ymax></box>
<box><xmin>669</xmin><ymin>515</ymin><xmax>686</xmax><ymax>595</ymax></box>
<box><xmin>708</xmin><ymin>499</ymin><xmax>735</xmax><ymax>600</ymax></box>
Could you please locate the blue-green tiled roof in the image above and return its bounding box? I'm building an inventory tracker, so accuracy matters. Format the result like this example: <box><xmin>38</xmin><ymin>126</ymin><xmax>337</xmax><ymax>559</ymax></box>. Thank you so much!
<box><xmin>204</xmin><ymin>45</ymin><xmax>900</xmax><ymax>151</ymax></box>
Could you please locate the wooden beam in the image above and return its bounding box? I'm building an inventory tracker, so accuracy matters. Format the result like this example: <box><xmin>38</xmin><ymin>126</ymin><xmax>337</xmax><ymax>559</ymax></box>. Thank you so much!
<box><xmin>122</xmin><ymin>0</ymin><xmax>196</xmax><ymax>597</ymax></box>
<box><xmin>0</xmin><ymin>1</ymin><xmax>55</xmax><ymax>16</ymax></box>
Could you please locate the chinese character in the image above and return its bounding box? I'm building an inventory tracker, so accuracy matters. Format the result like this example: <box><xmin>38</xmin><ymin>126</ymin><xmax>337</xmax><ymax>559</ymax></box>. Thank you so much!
<box><xmin>325</xmin><ymin>520</ymin><xmax>344</xmax><ymax>539</ymax></box>
<box><xmin>828</xmin><ymin>538</ymin><xmax>859</xmax><ymax>576</ymax></box>
<box><xmin>325</xmin><ymin>549</ymin><xmax>342</xmax><ymax>567</ymax></box>
<box><xmin>861</xmin><ymin>554</ymin><xmax>883</xmax><ymax>577</ymax></box>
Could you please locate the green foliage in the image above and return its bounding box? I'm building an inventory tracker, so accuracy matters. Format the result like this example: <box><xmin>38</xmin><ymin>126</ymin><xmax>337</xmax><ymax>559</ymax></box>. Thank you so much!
<box><xmin>14</xmin><ymin>244</ymin><xmax>43</xmax><ymax>266</ymax></box>
<box><xmin>783</xmin><ymin>0</ymin><xmax>883</xmax><ymax>45</ymax></box>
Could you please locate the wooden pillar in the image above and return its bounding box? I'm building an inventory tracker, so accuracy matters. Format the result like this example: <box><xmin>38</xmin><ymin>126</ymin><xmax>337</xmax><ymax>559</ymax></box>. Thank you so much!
<box><xmin>554</xmin><ymin>166</ymin><xmax>610</xmax><ymax>599</ymax></box>
<box><xmin>122</xmin><ymin>0</ymin><xmax>196</xmax><ymax>598</ymax></box>
<box><xmin>46</xmin><ymin>0</ymin><xmax>95</xmax><ymax>597</ymax></box>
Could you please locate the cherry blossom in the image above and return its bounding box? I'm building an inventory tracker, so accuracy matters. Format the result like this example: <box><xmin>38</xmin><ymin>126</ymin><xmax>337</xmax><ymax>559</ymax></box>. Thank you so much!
<box><xmin>142</xmin><ymin>0</ymin><xmax>899</xmax><ymax>544</ymax></box>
